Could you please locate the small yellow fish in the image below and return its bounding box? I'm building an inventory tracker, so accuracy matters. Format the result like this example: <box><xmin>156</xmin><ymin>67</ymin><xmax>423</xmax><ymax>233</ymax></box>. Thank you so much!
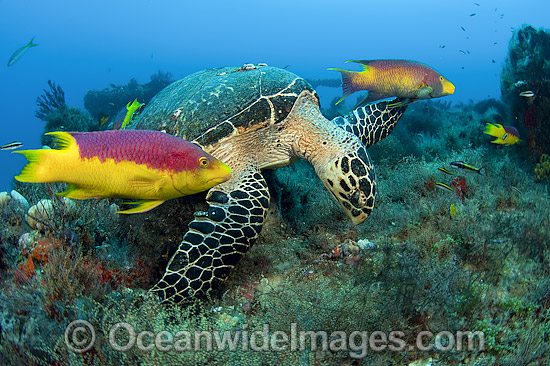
<box><xmin>449</xmin><ymin>204</ymin><xmax>457</xmax><ymax>219</ymax></box>
<box><xmin>113</xmin><ymin>99</ymin><xmax>144</xmax><ymax>130</ymax></box>
<box><xmin>329</xmin><ymin>59</ymin><xmax>455</xmax><ymax>107</ymax></box>
<box><xmin>484</xmin><ymin>123</ymin><xmax>520</xmax><ymax>145</ymax></box>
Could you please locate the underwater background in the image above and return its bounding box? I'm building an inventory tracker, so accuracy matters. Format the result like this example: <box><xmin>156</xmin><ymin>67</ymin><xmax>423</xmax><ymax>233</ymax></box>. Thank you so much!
<box><xmin>1</xmin><ymin>0</ymin><xmax>550</xmax><ymax>365</ymax></box>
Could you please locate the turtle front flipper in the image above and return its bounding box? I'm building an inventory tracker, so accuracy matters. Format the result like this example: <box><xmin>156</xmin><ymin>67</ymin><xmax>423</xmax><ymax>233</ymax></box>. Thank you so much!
<box><xmin>332</xmin><ymin>99</ymin><xmax>408</xmax><ymax>148</ymax></box>
<box><xmin>150</xmin><ymin>168</ymin><xmax>269</xmax><ymax>304</ymax></box>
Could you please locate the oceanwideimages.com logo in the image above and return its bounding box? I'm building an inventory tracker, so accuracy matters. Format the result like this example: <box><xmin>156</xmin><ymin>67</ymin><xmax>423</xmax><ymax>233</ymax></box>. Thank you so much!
<box><xmin>65</xmin><ymin>320</ymin><xmax>485</xmax><ymax>358</ymax></box>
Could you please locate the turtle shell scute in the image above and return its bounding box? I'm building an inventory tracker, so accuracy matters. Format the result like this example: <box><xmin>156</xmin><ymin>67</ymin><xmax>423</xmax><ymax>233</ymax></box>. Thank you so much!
<box><xmin>134</xmin><ymin>66</ymin><xmax>315</xmax><ymax>147</ymax></box>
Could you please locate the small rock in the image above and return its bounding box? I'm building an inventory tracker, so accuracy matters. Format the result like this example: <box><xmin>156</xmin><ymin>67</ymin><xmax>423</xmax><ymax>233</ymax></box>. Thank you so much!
<box><xmin>26</xmin><ymin>199</ymin><xmax>54</xmax><ymax>231</ymax></box>
<box><xmin>357</xmin><ymin>238</ymin><xmax>377</xmax><ymax>250</ymax></box>
<box><xmin>10</xmin><ymin>190</ymin><xmax>29</xmax><ymax>210</ymax></box>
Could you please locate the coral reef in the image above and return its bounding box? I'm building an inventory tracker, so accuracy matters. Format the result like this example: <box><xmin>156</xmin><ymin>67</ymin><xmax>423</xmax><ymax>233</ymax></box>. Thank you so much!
<box><xmin>472</xmin><ymin>98</ymin><xmax>507</xmax><ymax>118</ymax></box>
<box><xmin>40</xmin><ymin>107</ymin><xmax>95</xmax><ymax>145</ymax></box>
<box><xmin>83</xmin><ymin>70</ymin><xmax>174</xmax><ymax>124</ymax></box>
<box><xmin>500</xmin><ymin>25</ymin><xmax>550</xmax><ymax>157</ymax></box>
<box><xmin>4</xmin><ymin>93</ymin><xmax>547</xmax><ymax>365</ymax></box>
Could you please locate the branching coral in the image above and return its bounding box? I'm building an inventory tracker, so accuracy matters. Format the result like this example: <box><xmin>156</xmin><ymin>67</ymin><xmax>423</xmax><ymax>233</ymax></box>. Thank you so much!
<box><xmin>35</xmin><ymin>80</ymin><xmax>66</xmax><ymax>121</ymax></box>
<box><xmin>34</xmin><ymin>80</ymin><xmax>94</xmax><ymax>144</ymax></box>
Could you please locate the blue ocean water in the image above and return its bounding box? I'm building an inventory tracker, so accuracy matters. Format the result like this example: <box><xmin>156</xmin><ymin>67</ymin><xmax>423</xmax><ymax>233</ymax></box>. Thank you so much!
<box><xmin>0</xmin><ymin>0</ymin><xmax>547</xmax><ymax>190</ymax></box>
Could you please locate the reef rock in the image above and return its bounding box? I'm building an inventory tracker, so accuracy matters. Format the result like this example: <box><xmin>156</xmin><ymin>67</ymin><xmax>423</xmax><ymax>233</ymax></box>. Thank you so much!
<box><xmin>25</xmin><ymin>198</ymin><xmax>75</xmax><ymax>231</ymax></box>
<box><xmin>10</xmin><ymin>190</ymin><xmax>29</xmax><ymax>210</ymax></box>
<box><xmin>500</xmin><ymin>25</ymin><xmax>550</xmax><ymax>157</ymax></box>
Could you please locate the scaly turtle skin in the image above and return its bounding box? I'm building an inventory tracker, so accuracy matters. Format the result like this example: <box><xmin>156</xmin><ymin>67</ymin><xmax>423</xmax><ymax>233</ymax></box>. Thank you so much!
<box><xmin>134</xmin><ymin>65</ymin><xmax>406</xmax><ymax>304</ymax></box>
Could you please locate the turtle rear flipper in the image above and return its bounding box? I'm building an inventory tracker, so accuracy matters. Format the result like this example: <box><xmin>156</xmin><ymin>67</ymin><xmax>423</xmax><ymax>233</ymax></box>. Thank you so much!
<box><xmin>150</xmin><ymin>168</ymin><xmax>269</xmax><ymax>303</ymax></box>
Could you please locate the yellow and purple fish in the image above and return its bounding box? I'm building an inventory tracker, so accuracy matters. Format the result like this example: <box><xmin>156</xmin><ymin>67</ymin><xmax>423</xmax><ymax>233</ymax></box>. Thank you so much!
<box><xmin>484</xmin><ymin>123</ymin><xmax>520</xmax><ymax>145</ymax></box>
<box><xmin>329</xmin><ymin>59</ymin><xmax>455</xmax><ymax>107</ymax></box>
<box><xmin>14</xmin><ymin>130</ymin><xmax>231</xmax><ymax>213</ymax></box>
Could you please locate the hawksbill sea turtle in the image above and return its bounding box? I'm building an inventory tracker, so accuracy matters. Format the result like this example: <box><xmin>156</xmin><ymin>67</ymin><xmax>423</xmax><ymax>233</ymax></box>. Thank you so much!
<box><xmin>133</xmin><ymin>64</ymin><xmax>407</xmax><ymax>304</ymax></box>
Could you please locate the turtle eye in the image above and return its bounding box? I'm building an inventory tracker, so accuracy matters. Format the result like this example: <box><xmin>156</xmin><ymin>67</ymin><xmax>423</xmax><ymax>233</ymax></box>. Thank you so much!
<box><xmin>199</xmin><ymin>157</ymin><xmax>209</xmax><ymax>168</ymax></box>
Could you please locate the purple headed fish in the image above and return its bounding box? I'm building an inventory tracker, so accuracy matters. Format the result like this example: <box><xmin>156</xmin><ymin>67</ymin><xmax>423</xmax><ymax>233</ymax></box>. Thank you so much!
<box><xmin>484</xmin><ymin>123</ymin><xmax>520</xmax><ymax>145</ymax></box>
<box><xmin>329</xmin><ymin>59</ymin><xmax>455</xmax><ymax>107</ymax></box>
<box><xmin>14</xmin><ymin>130</ymin><xmax>231</xmax><ymax>213</ymax></box>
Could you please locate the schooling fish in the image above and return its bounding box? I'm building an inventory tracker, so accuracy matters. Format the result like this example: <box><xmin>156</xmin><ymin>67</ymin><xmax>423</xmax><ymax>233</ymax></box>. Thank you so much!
<box><xmin>1</xmin><ymin>141</ymin><xmax>23</xmax><ymax>151</ymax></box>
<box><xmin>450</xmin><ymin>161</ymin><xmax>484</xmax><ymax>175</ymax></box>
<box><xmin>14</xmin><ymin>130</ymin><xmax>231</xmax><ymax>213</ymax></box>
<box><xmin>113</xmin><ymin>99</ymin><xmax>144</xmax><ymax>130</ymax></box>
<box><xmin>8</xmin><ymin>37</ymin><xmax>38</xmax><ymax>66</ymax></box>
<box><xmin>484</xmin><ymin>123</ymin><xmax>520</xmax><ymax>146</ymax></box>
<box><xmin>329</xmin><ymin>59</ymin><xmax>455</xmax><ymax>107</ymax></box>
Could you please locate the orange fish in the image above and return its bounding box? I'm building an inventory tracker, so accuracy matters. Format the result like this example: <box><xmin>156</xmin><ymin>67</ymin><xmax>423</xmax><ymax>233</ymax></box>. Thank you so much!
<box><xmin>14</xmin><ymin>130</ymin><xmax>231</xmax><ymax>213</ymax></box>
<box><xmin>329</xmin><ymin>59</ymin><xmax>455</xmax><ymax>107</ymax></box>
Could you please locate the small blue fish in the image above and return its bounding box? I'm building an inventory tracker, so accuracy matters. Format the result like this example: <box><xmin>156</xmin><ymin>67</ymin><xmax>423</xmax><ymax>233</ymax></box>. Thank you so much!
<box><xmin>8</xmin><ymin>37</ymin><xmax>38</xmax><ymax>66</ymax></box>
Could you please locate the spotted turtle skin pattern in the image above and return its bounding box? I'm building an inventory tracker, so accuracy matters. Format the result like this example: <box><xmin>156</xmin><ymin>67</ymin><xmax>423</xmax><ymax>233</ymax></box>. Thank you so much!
<box><xmin>332</xmin><ymin>100</ymin><xmax>408</xmax><ymax>148</ymax></box>
<box><xmin>134</xmin><ymin>66</ymin><xmax>407</xmax><ymax>303</ymax></box>
<box><xmin>153</xmin><ymin>170</ymin><xmax>269</xmax><ymax>303</ymax></box>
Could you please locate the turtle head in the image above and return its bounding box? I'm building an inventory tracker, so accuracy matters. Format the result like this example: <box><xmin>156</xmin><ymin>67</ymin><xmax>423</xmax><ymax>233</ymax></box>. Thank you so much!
<box><xmin>286</xmin><ymin>90</ymin><xmax>377</xmax><ymax>225</ymax></box>
<box><xmin>314</xmin><ymin>143</ymin><xmax>376</xmax><ymax>225</ymax></box>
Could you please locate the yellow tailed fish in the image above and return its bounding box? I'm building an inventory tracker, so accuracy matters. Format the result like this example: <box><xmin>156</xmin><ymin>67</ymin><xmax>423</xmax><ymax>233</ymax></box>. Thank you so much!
<box><xmin>14</xmin><ymin>130</ymin><xmax>231</xmax><ymax>213</ymax></box>
<box><xmin>329</xmin><ymin>59</ymin><xmax>455</xmax><ymax>108</ymax></box>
